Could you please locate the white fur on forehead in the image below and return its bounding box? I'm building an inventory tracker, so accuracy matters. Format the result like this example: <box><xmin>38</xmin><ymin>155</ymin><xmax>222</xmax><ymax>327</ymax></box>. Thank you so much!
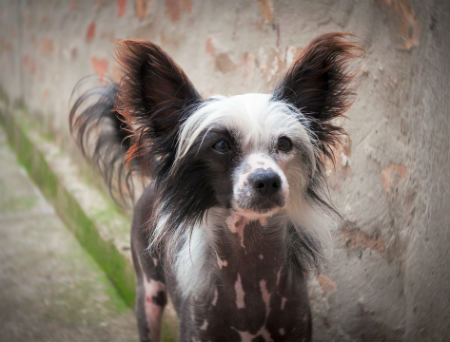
<box><xmin>175</xmin><ymin>93</ymin><xmax>315</xmax><ymax>162</ymax></box>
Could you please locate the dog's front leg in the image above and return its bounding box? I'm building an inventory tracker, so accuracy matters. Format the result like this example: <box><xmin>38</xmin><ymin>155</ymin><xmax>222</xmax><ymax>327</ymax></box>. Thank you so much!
<box><xmin>132</xmin><ymin>226</ymin><xmax>167</xmax><ymax>342</ymax></box>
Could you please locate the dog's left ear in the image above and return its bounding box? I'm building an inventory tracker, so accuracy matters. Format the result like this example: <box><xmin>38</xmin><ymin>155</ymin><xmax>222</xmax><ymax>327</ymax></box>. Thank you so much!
<box><xmin>115</xmin><ymin>40</ymin><xmax>201</xmax><ymax>173</ymax></box>
<box><xmin>273</xmin><ymin>33</ymin><xmax>362</xmax><ymax>161</ymax></box>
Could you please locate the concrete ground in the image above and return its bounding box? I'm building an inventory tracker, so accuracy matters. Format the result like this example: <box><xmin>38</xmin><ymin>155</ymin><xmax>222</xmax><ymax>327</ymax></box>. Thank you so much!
<box><xmin>0</xmin><ymin>126</ymin><xmax>138</xmax><ymax>341</ymax></box>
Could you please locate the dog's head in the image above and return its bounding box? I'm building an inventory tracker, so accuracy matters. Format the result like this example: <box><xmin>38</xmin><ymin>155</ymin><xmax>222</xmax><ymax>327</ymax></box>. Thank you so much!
<box><xmin>116</xmin><ymin>33</ymin><xmax>360</xmax><ymax>235</ymax></box>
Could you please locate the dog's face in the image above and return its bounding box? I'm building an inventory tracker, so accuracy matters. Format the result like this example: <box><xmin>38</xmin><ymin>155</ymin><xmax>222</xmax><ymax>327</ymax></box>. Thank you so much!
<box><xmin>174</xmin><ymin>94</ymin><xmax>315</xmax><ymax>220</ymax></box>
<box><xmin>115</xmin><ymin>34</ymin><xmax>360</xmax><ymax>233</ymax></box>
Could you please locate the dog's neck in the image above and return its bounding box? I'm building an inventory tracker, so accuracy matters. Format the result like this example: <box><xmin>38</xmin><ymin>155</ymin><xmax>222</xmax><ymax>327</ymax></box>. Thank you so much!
<box><xmin>188</xmin><ymin>210</ymin><xmax>309</xmax><ymax>341</ymax></box>
<box><xmin>215</xmin><ymin>212</ymin><xmax>288</xmax><ymax>271</ymax></box>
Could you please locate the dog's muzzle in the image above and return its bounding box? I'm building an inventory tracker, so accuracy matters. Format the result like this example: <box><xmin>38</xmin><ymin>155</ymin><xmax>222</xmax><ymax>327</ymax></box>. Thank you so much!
<box><xmin>233</xmin><ymin>153</ymin><xmax>289</xmax><ymax>215</ymax></box>
<box><xmin>246</xmin><ymin>168</ymin><xmax>284</xmax><ymax>211</ymax></box>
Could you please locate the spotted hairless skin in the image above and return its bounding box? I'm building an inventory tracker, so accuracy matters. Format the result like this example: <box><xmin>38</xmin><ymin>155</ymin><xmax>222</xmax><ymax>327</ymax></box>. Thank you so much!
<box><xmin>132</xmin><ymin>190</ymin><xmax>312</xmax><ymax>342</ymax></box>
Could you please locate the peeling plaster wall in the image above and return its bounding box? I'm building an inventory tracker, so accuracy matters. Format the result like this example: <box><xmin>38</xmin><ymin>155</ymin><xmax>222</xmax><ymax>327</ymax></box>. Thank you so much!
<box><xmin>0</xmin><ymin>1</ymin><xmax>449</xmax><ymax>341</ymax></box>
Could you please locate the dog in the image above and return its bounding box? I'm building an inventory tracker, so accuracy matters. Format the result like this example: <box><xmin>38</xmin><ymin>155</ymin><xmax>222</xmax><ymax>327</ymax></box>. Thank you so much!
<box><xmin>69</xmin><ymin>32</ymin><xmax>360</xmax><ymax>342</ymax></box>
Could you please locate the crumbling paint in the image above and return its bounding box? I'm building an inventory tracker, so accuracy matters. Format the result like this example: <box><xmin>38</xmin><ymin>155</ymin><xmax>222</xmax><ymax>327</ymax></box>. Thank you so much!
<box><xmin>258</xmin><ymin>0</ymin><xmax>274</xmax><ymax>24</ymax></box>
<box><xmin>215</xmin><ymin>53</ymin><xmax>236</xmax><ymax>74</ymax></box>
<box><xmin>165</xmin><ymin>0</ymin><xmax>193</xmax><ymax>22</ymax></box>
<box><xmin>166</xmin><ymin>0</ymin><xmax>181</xmax><ymax>22</ymax></box>
<box><xmin>325</xmin><ymin>134</ymin><xmax>352</xmax><ymax>189</ymax></box>
<box><xmin>341</xmin><ymin>221</ymin><xmax>386</xmax><ymax>254</ymax></box>
<box><xmin>1</xmin><ymin>1</ymin><xmax>448</xmax><ymax>341</ymax></box>
<box><xmin>182</xmin><ymin>0</ymin><xmax>193</xmax><ymax>14</ymax></box>
<box><xmin>239</xmin><ymin>52</ymin><xmax>256</xmax><ymax>79</ymax></box>
<box><xmin>317</xmin><ymin>274</ymin><xmax>337</xmax><ymax>295</ymax></box>
<box><xmin>135</xmin><ymin>0</ymin><xmax>150</xmax><ymax>19</ymax></box>
<box><xmin>257</xmin><ymin>47</ymin><xmax>284</xmax><ymax>84</ymax></box>
<box><xmin>91</xmin><ymin>57</ymin><xmax>108</xmax><ymax>82</ymax></box>
<box><xmin>39</xmin><ymin>38</ymin><xmax>54</xmax><ymax>56</ymax></box>
<box><xmin>23</xmin><ymin>54</ymin><xmax>37</xmax><ymax>74</ymax></box>
<box><xmin>377</xmin><ymin>0</ymin><xmax>419</xmax><ymax>50</ymax></box>
<box><xmin>381</xmin><ymin>163</ymin><xmax>407</xmax><ymax>193</ymax></box>
<box><xmin>86</xmin><ymin>22</ymin><xmax>96</xmax><ymax>43</ymax></box>
<box><xmin>117</xmin><ymin>0</ymin><xmax>127</xmax><ymax>18</ymax></box>
<box><xmin>205</xmin><ymin>37</ymin><xmax>215</xmax><ymax>57</ymax></box>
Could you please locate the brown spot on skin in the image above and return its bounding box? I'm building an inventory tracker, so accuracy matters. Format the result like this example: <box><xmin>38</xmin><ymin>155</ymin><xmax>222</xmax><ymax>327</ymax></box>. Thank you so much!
<box><xmin>91</xmin><ymin>57</ymin><xmax>108</xmax><ymax>82</ymax></box>
<box><xmin>317</xmin><ymin>274</ymin><xmax>336</xmax><ymax>295</ymax></box>
<box><xmin>205</xmin><ymin>37</ymin><xmax>215</xmax><ymax>57</ymax></box>
<box><xmin>381</xmin><ymin>163</ymin><xmax>407</xmax><ymax>193</ymax></box>
<box><xmin>377</xmin><ymin>0</ymin><xmax>419</xmax><ymax>50</ymax></box>
<box><xmin>117</xmin><ymin>0</ymin><xmax>126</xmax><ymax>17</ymax></box>
<box><xmin>215</xmin><ymin>53</ymin><xmax>236</xmax><ymax>73</ymax></box>
<box><xmin>86</xmin><ymin>22</ymin><xmax>95</xmax><ymax>42</ymax></box>
<box><xmin>235</xmin><ymin>217</ymin><xmax>245</xmax><ymax>229</ymax></box>
<box><xmin>135</xmin><ymin>0</ymin><xmax>149</xmax><ymax>19</ymax></box>
<box><xmin>341</xmin><ymin>221</ymin><xmax>386</xmax><ymax>253</ymax></box>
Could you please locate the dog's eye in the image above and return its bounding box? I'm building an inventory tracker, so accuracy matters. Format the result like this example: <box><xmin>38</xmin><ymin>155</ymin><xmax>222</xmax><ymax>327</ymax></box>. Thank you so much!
<box><xmin>277</xmin><ymin>136</ymin><xmax>293</xmax><ymax>152</ymax></box>
<box><xmin>212</xmin><ymin>139</ymin><xmax>230</xmax><ymax>154</ymax></box>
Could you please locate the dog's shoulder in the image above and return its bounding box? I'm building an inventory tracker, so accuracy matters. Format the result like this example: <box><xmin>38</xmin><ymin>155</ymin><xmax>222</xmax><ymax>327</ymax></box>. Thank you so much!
<box><xmin>132</xmin><ymin>185</ymin><xmax>157</xmax><ymax>236</ymax></box>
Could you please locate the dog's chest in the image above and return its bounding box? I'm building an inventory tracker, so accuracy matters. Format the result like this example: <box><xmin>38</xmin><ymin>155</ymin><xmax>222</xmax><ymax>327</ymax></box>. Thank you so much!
<box><xmin>187</xmin><ymin>219</ymin><xmax>311</xmax><ymax>341</ymax></box>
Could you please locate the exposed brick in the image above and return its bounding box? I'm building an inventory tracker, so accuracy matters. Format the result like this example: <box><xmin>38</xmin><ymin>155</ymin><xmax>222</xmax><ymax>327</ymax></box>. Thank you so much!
<box><xmin>39</xmin><ymin>38</ymin><xmax>54</xmax><ymax>56</ymax></box>
<box><xmin>117</xmin><ymin>0</ymin><xmax>127</xmax><ymax>17</ymax></box>
<box><xmin>215</xmin><ymin>53</ymin><xmax>235</xmax><ymax>74</ymax></box>
<box><xmin>258</xmin><ymin>0</ymin><xmax>274</xmax><ymax>24</ymax></box>
<box><xmin>86</xmin><ymin>22</ymin><xmax>96</xmax><ymax>43</ymax></box>
<box><xmin>317</xmin><ymin>274</ymin><xmax>337</xmax><ymax>295</ymax></box>
<box><xmin>135</xmin><ymin>0</ymin><xmax>149</xmax><ymax>19</ymax></box>
<box><xmin>377</xmin><ymin>0</ymin><xmax>419</xmax><ymax>50</ymax></box>
<box><xmin>341</xmin><ymin>221</ymin><xmax>386</xmax><ymax>253</ymax></box>
<box><xmin>91</xmin><ymin>57</ymin><xmax>108</xmax><ymax>82</ymax></box>
<box><xmin>381</xmin><ymin>163</ymin><xmax>407</xmax><ymax>193</ymax></box>
<box><xmin>205</xmin><ymin>37</ymin><xmax>215</xmax><ymax>56</ymax></box>
<box><xmin>166</xmin><ymin>0</ymin><xmax>181</xmax><ymax>22</ymax></box>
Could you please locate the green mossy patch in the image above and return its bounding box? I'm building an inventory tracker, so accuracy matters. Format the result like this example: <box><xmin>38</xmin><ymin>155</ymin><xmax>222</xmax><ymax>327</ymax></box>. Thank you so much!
<box><xmin>0</xmin><ymin>108</ymin><xmax>135</xmax><ymax>306</ymax></box>
<box><xmin>0</xmin><ymin>104</ymin><xmax>178</xmax><ymax>341</ymax></box>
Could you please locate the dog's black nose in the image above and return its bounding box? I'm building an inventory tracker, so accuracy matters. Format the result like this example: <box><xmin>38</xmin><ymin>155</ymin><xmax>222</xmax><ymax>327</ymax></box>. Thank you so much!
<box><xmin>249</xmin><ymin>169</ymin><xmax>281</xmax><ymax>196</ymax></box>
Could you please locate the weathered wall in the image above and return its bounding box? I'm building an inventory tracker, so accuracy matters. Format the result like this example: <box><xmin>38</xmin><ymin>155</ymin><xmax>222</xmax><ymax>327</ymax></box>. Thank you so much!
<box><xmin>0</xmin><ymin>0</ymin><xmax>449</xmax><ymax>341</ymax></box>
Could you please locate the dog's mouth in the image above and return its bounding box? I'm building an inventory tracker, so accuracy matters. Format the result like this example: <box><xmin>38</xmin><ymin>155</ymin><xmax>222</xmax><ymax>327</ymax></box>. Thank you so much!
<box><xmin>232</xmin><ymin>186</ymin><xmax>287</xmax><ymax>220</ymax></box>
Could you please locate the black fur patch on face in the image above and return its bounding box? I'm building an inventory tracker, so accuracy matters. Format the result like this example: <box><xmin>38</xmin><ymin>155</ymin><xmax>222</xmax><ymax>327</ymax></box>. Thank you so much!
<box><xmin>155</xmin><ymin>127</ymin><xmax>240</xmax><ymax>245</ymax></box>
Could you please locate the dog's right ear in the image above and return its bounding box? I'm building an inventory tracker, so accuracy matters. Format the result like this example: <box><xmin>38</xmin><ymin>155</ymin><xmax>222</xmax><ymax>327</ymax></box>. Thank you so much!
<box><xmin>273</xmin><ymin>33</ymin><xmax>361</xmax><ymax>163</ymax></box>
<box><xmin>115</xmin><ymin>40</ymin><xmax>201</xmax><ymax>171</ymax></box>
